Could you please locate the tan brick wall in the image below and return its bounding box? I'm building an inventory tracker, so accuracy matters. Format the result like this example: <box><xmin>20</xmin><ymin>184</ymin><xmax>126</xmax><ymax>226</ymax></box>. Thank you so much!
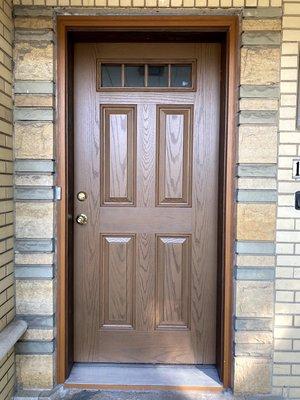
<box><xmin>0</xmin><ymin>0</ymin><xmax>15</xmax><ymax>398</ymax></box>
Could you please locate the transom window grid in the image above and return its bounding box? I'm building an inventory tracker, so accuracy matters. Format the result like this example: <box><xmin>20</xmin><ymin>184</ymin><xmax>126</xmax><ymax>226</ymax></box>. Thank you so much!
<box><xmin>97</xmin><ymin>59</ymin><xmax>197</xmax><ymax>92</ymax></box>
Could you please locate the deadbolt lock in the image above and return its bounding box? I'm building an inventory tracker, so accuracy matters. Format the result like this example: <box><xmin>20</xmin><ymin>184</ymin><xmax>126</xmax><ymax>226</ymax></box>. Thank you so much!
<box><xmin>76</xmin><ymin>213</ymin><xmax>88</xmax><ymax>225</ymax></box>
<box><xmin>77</xmin><ymin>191</ymin><xmax>87</xmax><ymax>201</ymax></box>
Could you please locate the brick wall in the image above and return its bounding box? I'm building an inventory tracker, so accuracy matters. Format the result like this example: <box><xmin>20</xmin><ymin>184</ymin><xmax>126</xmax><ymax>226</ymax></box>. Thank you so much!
<box><xmin>0</xmin><ymin>0</ymin><xmax>15</xmax><ymax>398</ymax></box>
<box><xmin>10</xmin><ymin>0</ymin><xmax>300</xmax><ymax>398</ymax></box>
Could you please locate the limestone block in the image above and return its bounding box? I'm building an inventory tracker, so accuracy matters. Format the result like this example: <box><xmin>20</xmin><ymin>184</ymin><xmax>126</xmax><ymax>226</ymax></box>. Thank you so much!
<box><xmin>242</xmin><ymin>19</ymin><xmax>281</xmax><ymax>31</ymax></box>
<box><xmin>235</xmin><ymin>331</ymin><xmax>273</xmax><ymax>344</ymax></box>
<box><xmin>14</xmin><ymin>42</ymin><xmax>53</xmax><ymax>81</ymax></box>
<box><xmin>240</xmin><ymin>48</ymin><xmax>280</xmax><ymax>85</ymax></box>
<box><xmin>15</xmin><ymin>174</ymin><xmax>53</xmax><ymax>187</ymax></box>
<box><xmin>16</xmin><ymin>280</ymin><xmax>53</xmax><ymax>315</ymax></box>
<box><xmin>15</xmin><ymin>252</ymin><xmax>53</xmax><ymax>266</ymax></box>
<box><xmin>15</xmin><ymin>30</ymin><xmax>53</xmax><ymax>42</ymax></box>
<box><xmin>16</xmin><ymin>354</ymin><xmax>53</xmax><ymax>389</ymax></box>
<box><xmin>15</xmin><ymin>94</ymin><xmax>53</xmax><ymax>107</ymax></box>
<box><xmin>15</xmin><ymin>17</ymin><xmax>53</xmax><ymax>29</ymax></box>
<box><xmin>15</xmin><ymin>122</ymin><xmax>53</xmax><ymax>159</ymax></box>
<box><xmin>239</xmin><ymin>125</ymin><xmax>277</xmax><ymax>163</ymax></box>
<box><xmin>22</xmin><ymin>328</ymin><xmax>54</xmax><ymax>341</ymax></box>
<box><xmin>236</xmin><ymin>281</ymin><xmax>273</xmax><ymax>318</ymax></box>
<box><xmin>239</xmin><ymin>98</ymin><xmax>278</xmax><ymax>111</ymax></box>
<box><xmin>15</xmin><ymin>202</ymin><xmax>53</xmax><ymax>239</ymax></box>
<box><xmin>237</xmin><ymin>203</ymin><xmax>276</xmax><ymax>241</ymax></box>
<box><xmin>234</xmin><ymin>357</ymin><xmax>271</xmax><ymax>394</ymax></box>
<box><xmin>243</xmin><ymin>7</ymin><xmax>282</xmax><ymax>18</ymax></box>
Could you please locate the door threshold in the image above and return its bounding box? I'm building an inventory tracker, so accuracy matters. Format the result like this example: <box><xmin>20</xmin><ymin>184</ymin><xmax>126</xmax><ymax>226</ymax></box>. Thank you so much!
<box><xmin>64</xmin><ymin>363</ymin><xmax>223</xmax><ymax>391</ymax></box>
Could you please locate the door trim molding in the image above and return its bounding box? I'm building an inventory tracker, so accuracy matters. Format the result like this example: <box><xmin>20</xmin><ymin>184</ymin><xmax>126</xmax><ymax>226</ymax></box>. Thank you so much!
<box><xmin>56</xmin><ymin>15</ymin><xmax>238</xmax><ymax>388</ymax></box>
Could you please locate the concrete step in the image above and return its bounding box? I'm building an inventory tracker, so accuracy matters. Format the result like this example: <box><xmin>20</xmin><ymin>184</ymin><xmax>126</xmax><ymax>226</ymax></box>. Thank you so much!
<box><xmin>15</xmin><ymin>386</ymin><xmax>234</xmax><ymax>400</ymax></box>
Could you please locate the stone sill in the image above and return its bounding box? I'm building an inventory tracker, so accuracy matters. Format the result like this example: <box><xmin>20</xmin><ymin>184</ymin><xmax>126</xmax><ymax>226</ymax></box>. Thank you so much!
<box><xmin>0</xmin><ymin>319</ymin><xmax>27</xmax><ymax>360</ymax></box>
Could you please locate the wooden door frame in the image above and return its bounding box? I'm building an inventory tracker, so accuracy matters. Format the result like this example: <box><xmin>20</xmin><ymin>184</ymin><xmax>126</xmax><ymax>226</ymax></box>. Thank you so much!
<box><xmin>56</xmin><ymin>15</ymin><xmax>238</xmax><ymax>388</ymax></box>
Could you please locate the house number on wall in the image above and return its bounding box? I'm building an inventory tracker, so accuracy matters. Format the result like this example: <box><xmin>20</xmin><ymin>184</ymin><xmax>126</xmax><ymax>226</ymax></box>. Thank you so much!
<box><xmin>293</xmin><ymin>159</ymin><xmax>300</xmax><ymax>180</ymax></box>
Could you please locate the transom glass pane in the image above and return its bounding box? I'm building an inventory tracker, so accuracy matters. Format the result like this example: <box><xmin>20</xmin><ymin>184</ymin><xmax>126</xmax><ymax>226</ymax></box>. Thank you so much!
<box><xmin>148</xmin><ymin>65</ymin><xmax>168</xmax><ymax>87</ymax></box>
<box><xmin>101</xmin><ymin>64</ymin><xmax>122</xmax><ymax>87</ymax></box>
<box><xmin>125</xmin><ymin>65</ymin><xmax>145</xmax><ymax>87</ymax></box>
<box><xmin>98</xmin><ymin>61</ymin><xmax>194</xmax><ymax>90</ymax></box>
<box><xmin>171</xmin><ymin>64</ymin><xmax>192</xmax><ymax>88</ymax></box>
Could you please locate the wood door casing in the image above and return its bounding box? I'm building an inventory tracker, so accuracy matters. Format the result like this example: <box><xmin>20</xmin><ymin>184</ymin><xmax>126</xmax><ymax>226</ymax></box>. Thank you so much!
<box><xmin>74</xmin><ymin>43</ymin><xmax>221</xmax><ymax>364</ymax></box>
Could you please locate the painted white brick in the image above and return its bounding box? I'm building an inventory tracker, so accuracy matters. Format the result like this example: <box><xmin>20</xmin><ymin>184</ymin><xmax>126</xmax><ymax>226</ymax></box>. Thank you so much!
<box><xmin>289</xmin><ymin>388</ymin><xmax>300</xmax><ymax>398</ymax></box>
<box><xmin>277</xmin><ymin>219</ymin><xmax>295</xmax><ymax>230</ymax></box>
<box><xmin>278</xmin><ymin>182</ymin><xmax>300</xmax><ymax>193</ymax></box>
<box><xmin>280</xmin><ymin>132</ymin><xmax>300</xmax><ymax>144</ymax></box>
<box><xmin>275</xmin><ymin>303</ymin><xmax>300</xmax><ymax>314</ymax></box>
<box><xmin>276</xmin><ymin>267</ymin><xmax>294</xmax><ymax>278</ymax></box>
<box><xmin>278</xmin><ymin>207</ymin><xmax>300</xmax><ymax>218</ymax></box>
<box><xmin>276</xmin><ymin>243</ymin><xmax>294</xmax><ymax>254</ymax></box>
<box><xmin>274</xmin><ymin>338</ymin><xmax>293</xmax><ymax>350</ymax></box>
<box><xmin>277</xmin><ymin>195</ymin><xmax>294</xmax><ymax>206</ymax></box>
<box><xmin>280</xmin><ymin>70</ymin><xmax>299</xmax><ymax>82</ymax></box>
<box><xmin>294</xmin><ymin>340</ymin><xmax>300</xmax><ymax>350</ymax></box>
<box><xmin>274</xmin><ymin>315</ymin><xmax>293</xmax><ymax>326</ymax></box>
<box><xmin>280</xmin><ymin>81</ymin><xmax>298</xmax><ymax>94</ymax></box>
<box><xmin>291</xmin><ymin>364</ymin><xmax>300</xmax><ymax>374</ymax></box>
<box><xmin>278</xmin><ymin>255</ymin><xmax>300</xmax><ymax>267</ymax></box>
<box><xmin>277</xmin><ymin>231</ymin><xmax>300</xmax><ymax>242</ymax></box>
<box><xmin>295</xmin><ymin>220</ymin><xmax>300</xmax><ymax>230</ymax></box>
<box><xmin>295</xmin><ymin>292</ymin><xmax>300</xmax><ymax>302</ymax></box>
<box><xmin>278</xmin><ymin>156</ymin><xmax>295</xmax><ymax>169</ymax></box>
<box><xmin>281</xmin><ymin>43</ymin><xmax>299</xmax><ymax>55</ymax></box>
<box><xmin>294</xmin><ymin>269</ymin><xmax>300</xmax><ymax>278</ymax></box>
<box><xmin>276</xmin><ymin>291</ymin><xmax>294</xmax><ymax>302</ymax></box>
<box><xmin>273</xmin><ymin>375</ymin><xmax>300</xmax><ymax>386</ymax></box>
<box><xmin>277</xmin><ymin>169</ymin><xmax>293</xmax><ymax>181</ymax></box>
<box><xmin>279</xmin><ymin>119</ymin><xmax>296</xmax><ymax>131</ymax></box>
<box><xmin>273</xmin><ymin>364</ymin><xmax>291</xmax><ymax>375</ymax></box>
<box><xmin>276</xmin><ymin>279</ymin><xmax>300</xmax><ymax>290</ymax></box>
<box><xmin>278</xmin><ymin>144</ymin><xmax>297</xmax><ymax>155</ymax></box>
<box><xmin>275</xmin><ymin>328</ymin><xmax>300</xmax><ymax>339</ymax></box>
<box><xmin>280</xmin><ymin>56</ymin><xmax>298</xmax><ymax>68</ymax></box>
<box><xmin>274</xmin><ymin>352</ymin><xmax>300</xmax><ymax>363</ymax></box>
<box><xmin>281</xmin><ymin>94</ymin><xmax>297</xmax><ymax>106</ymax></box>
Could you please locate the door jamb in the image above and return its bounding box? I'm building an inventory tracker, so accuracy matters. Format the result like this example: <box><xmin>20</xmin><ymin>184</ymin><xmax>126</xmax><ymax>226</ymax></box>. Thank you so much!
<box><xmin>56</xmin><ymin>15</ymin><xmax>238</xmax><ymax>389</ymax></box>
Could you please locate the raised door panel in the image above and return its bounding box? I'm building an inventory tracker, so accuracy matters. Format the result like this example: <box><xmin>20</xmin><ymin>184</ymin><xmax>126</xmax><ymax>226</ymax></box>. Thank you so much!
<box><xmin>156</xmin><ymin>235</ymin><xmax>191</xmax><ymax>330</ymax></box>
<box><xmin>101</xmin><ymin>105</ymin><xmax>137</xmax><ymax>206</ymax></box>
<box><xmin>100</xmin><ymin>234</ymin><xmax>136</xmax><ymax>330</ymax></box>
<box><xmin>156</xmin><ymin>105</ymin><xmax>193</xmax><ymax>207</ymax></box>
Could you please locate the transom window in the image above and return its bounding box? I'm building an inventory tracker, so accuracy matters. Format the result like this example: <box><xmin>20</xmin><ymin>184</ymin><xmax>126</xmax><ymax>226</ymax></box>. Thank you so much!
<box><xmin>97</xmin><ymin>60</ymin><xmax>196</xmax><ymax>91</ymax></box>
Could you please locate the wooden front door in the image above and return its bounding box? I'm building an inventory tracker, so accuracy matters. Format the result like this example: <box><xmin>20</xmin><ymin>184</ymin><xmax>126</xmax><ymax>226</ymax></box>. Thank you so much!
<box><xmin>74</xmin><ymin>42</ymin><xmax>221</xmax><ymax>364</ymax></box>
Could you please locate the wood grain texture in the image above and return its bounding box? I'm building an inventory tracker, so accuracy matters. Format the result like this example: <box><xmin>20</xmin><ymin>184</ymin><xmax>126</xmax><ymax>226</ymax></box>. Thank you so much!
<box><xmin>73</xmin><ymin>42</ymin><xmax>221</xmax><ymax>364</ymax></box>
<box><xmin>101</xmin><ymin>105</ymin><xmax>136</xmax><ymax>205</ymax></box>
<box><xmin>156</xmin><ymin>106</ymin><xmax>193</xmax><ymax>206</ymax></box>
<box><xmin>156</xmin><ymin>235</ymin><xmax>190</xmax><ymax>330</ymax></box>
<box><xmin>100</xmin><ymin>234</ymin><xmax>135</xmax><ymax>330</ymax></box>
